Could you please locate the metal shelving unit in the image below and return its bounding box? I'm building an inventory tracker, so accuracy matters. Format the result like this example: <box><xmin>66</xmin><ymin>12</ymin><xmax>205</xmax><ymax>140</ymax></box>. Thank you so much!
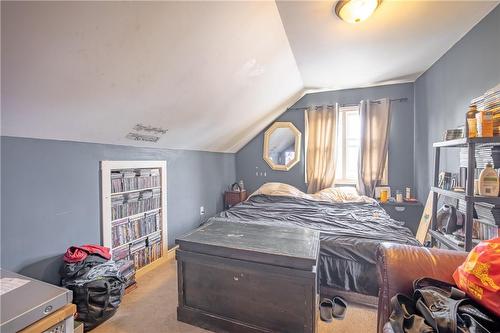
<box><xmin>430</xmin><ymin>137</ymin><xmax>500</xmax><ymax>251</ymax></box>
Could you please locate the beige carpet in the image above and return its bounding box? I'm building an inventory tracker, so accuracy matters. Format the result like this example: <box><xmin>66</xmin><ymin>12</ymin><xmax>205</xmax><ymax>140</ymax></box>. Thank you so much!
<box><xmin>92</xmin><ymin>259</ymin><xmax>377</xmax><ymax>333</ymax></box>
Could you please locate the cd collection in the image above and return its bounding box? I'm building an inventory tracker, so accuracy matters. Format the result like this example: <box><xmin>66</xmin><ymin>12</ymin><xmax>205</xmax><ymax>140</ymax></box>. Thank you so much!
<box><xmin>130</xmin><ymin>238</ymin><xmax>148</xmax><ymax>269</ymax></box>
<box><xmin>111</xmin><ymin>168</ymin><xmax>160</xmax><ymax>193</ymax></box>
<box><xmin>108</xmin><ymin>166</ymin><xmax>164</xmax><ymax>274</ymax></box>
<box><xmin>473</xmin><ymin>219</ymin><xmax>499</xmax><ymax>240</ymax></box>
<box><xmin>148</xmin><ymin>238</ymin><xmax>162</xmax><ymax>263</ymax></box>
<box><xmin>111</xmin><ymin>212</ymin><xmax>160</xmax><ymax>247</ymax></box>
<box><xmin>129</xmin><ymin>234</ymin><xmax>163</xmax><ymax>269</ymax></box>
<box><xmin>111</xmin><ymin>188</ymin><xmax>161</xmax><ymax>220</ymax></box>
<box><xmin>112</xmin><ymin>246</ymin><xmax>131</xmax><ymax>262</ymax></box>
<box><xmin>457</xmin><ymin>200</ymin><xmax>500</xmax><ymax>241</ymax></box>
<box><xmin>111</xmin><ymin>218</ymin><xmax>130</xmax><ymax>248</ymax></box>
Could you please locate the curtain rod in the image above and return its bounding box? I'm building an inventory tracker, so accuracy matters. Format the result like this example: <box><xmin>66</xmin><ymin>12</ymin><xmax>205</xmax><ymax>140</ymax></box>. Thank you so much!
<box><xmin>287</xmin><ymin>97</ymin><xmax>408</xmax><ymax>111</ymax></box>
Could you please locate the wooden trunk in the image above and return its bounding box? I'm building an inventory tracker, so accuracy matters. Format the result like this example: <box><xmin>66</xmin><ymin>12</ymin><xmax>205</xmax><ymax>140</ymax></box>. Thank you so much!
<box><xmin>176</xmin><ymin>221</ymin><xmax>320</xmax><ymax>333</ymax></box>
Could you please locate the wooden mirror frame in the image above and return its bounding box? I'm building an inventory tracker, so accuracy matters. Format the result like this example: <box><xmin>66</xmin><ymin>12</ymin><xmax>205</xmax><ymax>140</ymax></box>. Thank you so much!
<box><xmin>263</xmin><ymin>122</ymin><xmax>301</xmax><ymax>171</ymax></box>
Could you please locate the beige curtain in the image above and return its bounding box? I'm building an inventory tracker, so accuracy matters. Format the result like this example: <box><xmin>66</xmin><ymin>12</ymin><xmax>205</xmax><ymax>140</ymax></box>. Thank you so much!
<box><xmin>357</xmin><ymin>98</ymin><xmax>391</xmax><ymax>197</ymax></box>
<box><xmin>305</xmin><ymin>105</ymin><xmax>338</xmax><ymax>193</ymax></box>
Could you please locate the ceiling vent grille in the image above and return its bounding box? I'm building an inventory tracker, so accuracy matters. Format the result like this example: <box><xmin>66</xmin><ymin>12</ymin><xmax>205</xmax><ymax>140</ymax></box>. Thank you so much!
<box><xmin>133</xmin><ymin>124</ymin><xmax>168</xmax><ymax>135</ymax></box>
<box><xmin>126</xmin><ymin>132</ymin><xmax>160</xmax><ymax>143</ymax></box>
<box><xmin>126</xmin><ymin>123</ymin><xmax>168</xmax><ymax>143</ymax></box>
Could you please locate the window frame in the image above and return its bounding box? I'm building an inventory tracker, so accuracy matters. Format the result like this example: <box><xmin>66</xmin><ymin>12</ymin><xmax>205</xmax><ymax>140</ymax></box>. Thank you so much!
<box><xmin>335</xmin><ymin>105</ymin><xmax>360</xmax><ymax>185</ymax></box>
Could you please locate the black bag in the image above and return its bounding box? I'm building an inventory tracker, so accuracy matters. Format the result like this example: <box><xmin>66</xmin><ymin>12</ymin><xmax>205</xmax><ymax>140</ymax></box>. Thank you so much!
<box><xmin>61</xmin><ymin>254</ymin><xmax>124</xmax><ymax>331</ymax></box>
<box><xmin>69</xmin><ymin>277</ymin><xmax>124</xmax><ymax>331</ymax></box>
<box><xmin>389</xmin><ymin>277</ymin><xmax>499</xmax><ymax>333</ymax></box>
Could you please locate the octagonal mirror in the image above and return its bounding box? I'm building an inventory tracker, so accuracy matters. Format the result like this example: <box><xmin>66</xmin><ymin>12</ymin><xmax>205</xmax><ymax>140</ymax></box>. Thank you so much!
<box><xmin>263</xmin><ymin>122</ymin><xmax>301</xmax><ymax>171</ymax></box>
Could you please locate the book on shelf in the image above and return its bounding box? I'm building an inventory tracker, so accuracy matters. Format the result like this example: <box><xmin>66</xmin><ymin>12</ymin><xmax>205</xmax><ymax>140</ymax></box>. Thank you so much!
<box><xmin>473</xmin><ymin>219</ymin><xmax>499</xmax><ymax>240</ymax></box>
<box><xmin>111</xmin><ymin>168</ymin><xmax>161</xmax><ymax>193</ymax></box>
<box><xmin>112</xmin><ymin>246</ymin><xmax>131</xmax><ymax>262</ymax></box>
<box><xmin>458</xmin><ymin>200</ymin><xmax>500</xmax><ymax>226</ymax></box>
<box><xmin>112</xmin><ymin>212</ymin><xmax>161</xmax><ymax>245</ymax></box>
<box><xmin>111</xmin><ymin>189</ymin><xmax>161</xmax><ymax>220</ymax></box>
<box><xmin>130</xmin><ymin>239</ymin><xmax>149</xmax><ymax>269</ymax></box>
<box><xmin>112</xmin><ymin>218</ymin><xmax>130</xmax><ymax>247</ymax></box>
<box><xmin>148</xmin><ymin>242</ymin><xmax>162</xmax><ymax>263</ymax></box>
<box><xmin>147</xmin><ymin>231</ymin><xmax>161</xmax><ymax>245</ymax></box>
<box><xmin>111</xmin><ymin>172</ymin><xmax>124</xmax><ymax>193</ymax></box>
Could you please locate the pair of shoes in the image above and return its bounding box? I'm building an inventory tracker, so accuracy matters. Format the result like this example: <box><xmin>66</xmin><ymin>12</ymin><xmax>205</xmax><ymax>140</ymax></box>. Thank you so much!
<box><xmin>319</xmin><ymin>296</ymin><xmax>348</xmax><ymax>322</ymax></box>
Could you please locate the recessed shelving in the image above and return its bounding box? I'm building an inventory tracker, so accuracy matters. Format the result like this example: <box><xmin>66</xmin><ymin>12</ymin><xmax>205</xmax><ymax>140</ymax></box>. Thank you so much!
<box><xmin>101</xmin><ymin>161</ymin><xmax>167</xmax><ymax>290</ymax></box>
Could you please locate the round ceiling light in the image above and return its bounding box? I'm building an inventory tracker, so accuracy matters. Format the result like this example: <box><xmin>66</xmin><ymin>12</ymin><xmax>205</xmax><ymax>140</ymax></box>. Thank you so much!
<box><xmin>335</xmin><ymin>0</ymin><xmax>382</xmax><ymax>24</ymax></box>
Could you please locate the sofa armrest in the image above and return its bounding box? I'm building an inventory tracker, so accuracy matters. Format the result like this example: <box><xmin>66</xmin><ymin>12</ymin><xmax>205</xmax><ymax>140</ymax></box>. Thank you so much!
<box><xmin>376</xmin><ymin>242</ymin><xmax>468</xmax><ymax>333</ymax></box>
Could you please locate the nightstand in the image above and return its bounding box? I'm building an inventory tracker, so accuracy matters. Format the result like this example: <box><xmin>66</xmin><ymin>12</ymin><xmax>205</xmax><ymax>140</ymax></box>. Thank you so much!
<box><xmin>224</xmin><ymin>190</ymin><xmax>247</xmax><ymax>209</ymax></box>
<box><xmin>379</xmin><ymin>201</ymin><xmax>424</xmax><ymax>235</ymax></box>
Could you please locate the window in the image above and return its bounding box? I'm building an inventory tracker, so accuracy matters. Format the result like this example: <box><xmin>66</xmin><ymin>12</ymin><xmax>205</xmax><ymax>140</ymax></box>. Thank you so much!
<box><xmin>335</xmin><ymin>105</ymin><xmax>360</xmax><ymax>184</ymax></box>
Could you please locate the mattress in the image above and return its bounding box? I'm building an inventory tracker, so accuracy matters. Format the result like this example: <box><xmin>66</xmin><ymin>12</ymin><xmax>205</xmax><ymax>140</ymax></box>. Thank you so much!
<box><xmin>209</xmin><ymin>194</ymin><xmax>420</xmax><ymax>296</ymax></box>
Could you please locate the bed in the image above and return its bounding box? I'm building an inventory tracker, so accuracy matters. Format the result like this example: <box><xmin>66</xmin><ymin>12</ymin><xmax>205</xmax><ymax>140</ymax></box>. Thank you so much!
<box><xmin>209</xmin><ymin>183</ymin><xmax>420</xmax><ymax>303</ymax></box>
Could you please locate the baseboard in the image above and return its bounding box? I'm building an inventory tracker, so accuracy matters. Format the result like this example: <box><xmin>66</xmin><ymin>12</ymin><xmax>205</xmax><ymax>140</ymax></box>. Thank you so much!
<box><xmin>166</xmin><ymin>245</ymin><xmax>179</xmax><ymax>261</ymax></box>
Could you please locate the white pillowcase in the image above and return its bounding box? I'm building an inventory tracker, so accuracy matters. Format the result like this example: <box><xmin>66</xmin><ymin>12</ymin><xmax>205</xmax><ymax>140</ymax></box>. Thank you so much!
<box><xmin>249</xmin><ymin>183</ymin><xmax>375</xmax><ymax>203</ymax></box>
<box><xmin>248</xmin><ymin>182</ymin><xmax>309</xmax><ymax>199</ymax></box>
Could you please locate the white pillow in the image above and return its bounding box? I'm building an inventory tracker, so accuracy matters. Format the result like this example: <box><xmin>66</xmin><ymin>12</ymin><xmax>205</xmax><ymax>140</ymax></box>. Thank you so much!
<box><xmin>249</xmin><ymin>182</ymin><xmax>308</xmax><ymax>199</ymax></box>
<box><xmin>312</xmin><ymin>186</ymin><xmax>375</xmax><ymax>203</ymax></box>
<box><xmin>312</xmin><ymin>187</ymin><xmax>357</xmax><ymax>201</ymax></box>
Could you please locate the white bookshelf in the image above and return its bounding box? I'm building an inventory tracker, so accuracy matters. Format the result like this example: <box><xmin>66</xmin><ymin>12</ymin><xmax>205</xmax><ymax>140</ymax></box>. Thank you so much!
<box><xmin>100</xmin><ymin>160</ymin><xmax>167</xmax><ymax>271</ymax></box>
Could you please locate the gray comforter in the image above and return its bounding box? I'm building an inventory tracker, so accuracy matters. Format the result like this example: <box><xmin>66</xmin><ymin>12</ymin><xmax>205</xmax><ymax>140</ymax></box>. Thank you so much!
<box><xmin>210</xmin><ymin>194</ymin><xmax>420</xmax><ymax>296</ymax></box>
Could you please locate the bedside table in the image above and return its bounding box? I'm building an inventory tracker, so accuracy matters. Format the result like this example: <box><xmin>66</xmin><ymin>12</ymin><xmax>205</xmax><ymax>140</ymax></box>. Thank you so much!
<box><xmin>379</xmin><ymin>201</ymin><xmax>424</xmax><ymax>235</ymax></box>
<box><xmin>224</xmin><ymin>190</ymin><xmax>247</xmax><ymax>209</ymax></box>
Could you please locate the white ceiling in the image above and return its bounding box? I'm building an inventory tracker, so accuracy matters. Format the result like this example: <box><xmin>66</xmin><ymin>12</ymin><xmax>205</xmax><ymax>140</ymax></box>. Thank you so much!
<box><xmin>1</xmin><ymin>1</ymin><xmax>498</xmax><ymax>152</ymax></box>
<box><xmin>277</xmin><ymin>0</ymin><xmax>498</xmax><ymax>90</ymax></box>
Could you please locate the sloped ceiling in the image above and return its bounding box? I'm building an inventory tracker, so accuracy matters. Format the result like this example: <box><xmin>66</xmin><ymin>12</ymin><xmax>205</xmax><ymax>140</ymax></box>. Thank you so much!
<box><xmin>1</xmin><ymin>1</ymin><xmax>304</xmax><ymax>152</ymax></box>
<box><xmin>277</xmin><ymin>0</ymin><xmax>498</xmax><ymax>90</ymax></box>
<box><xmin>1</xmin><ymin>1</ymin><xmax>498</xmax><ymax>152</ymax></box>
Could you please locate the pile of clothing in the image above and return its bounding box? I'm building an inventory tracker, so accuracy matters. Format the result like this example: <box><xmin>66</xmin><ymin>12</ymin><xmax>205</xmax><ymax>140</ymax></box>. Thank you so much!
<box><xmin>61</xmin><ymin>245</ymin><xmax>124</xmax><ymax>331</ymax></box>
<box><xmin>389</xmin><ymin>278</ymin><xmax>499</xmax><ymax>333</ymax></box>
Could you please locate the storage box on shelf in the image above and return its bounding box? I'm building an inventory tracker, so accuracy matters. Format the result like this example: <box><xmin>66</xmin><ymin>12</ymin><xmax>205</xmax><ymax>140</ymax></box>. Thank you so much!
<box><xmin>429</xmin><ymin>137</ymin><xmax>500</xmax><ymax>252</ymax></box>
<box><xmin>101</xmin><ymin>161</ymin><xmax>167</xmax><ymax>290</ymax></box>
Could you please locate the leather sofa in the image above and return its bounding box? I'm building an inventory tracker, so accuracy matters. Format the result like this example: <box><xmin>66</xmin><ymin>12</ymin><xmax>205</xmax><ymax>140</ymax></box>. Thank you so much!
<box><xmin>376</xmin><ymin>243</ymin><xmax>468</xmax><ymax>333</ymax></box>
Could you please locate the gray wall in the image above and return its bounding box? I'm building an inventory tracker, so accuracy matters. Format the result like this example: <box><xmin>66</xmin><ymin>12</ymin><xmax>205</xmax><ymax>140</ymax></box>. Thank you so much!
<box><xmin>0</xmin><ymin>136</ymin><xmax>235</xmax><ymax>284</ymax></box>
<box><xmin>414</xmin><ymin>5</ymin><xmax>500</xmax><ymax>201</ymax></box>
<box><xmin>236</xmin><ymin>83</ymin><xmax>415</xmax><ymax>195</ymax></box>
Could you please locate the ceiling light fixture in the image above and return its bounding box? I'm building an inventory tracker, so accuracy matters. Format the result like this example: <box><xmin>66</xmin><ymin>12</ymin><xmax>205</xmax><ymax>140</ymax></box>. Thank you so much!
<box><xmin>334</xmin><ymin>0</ymin><xmax>382</xmax><ymax>24</ymax></box>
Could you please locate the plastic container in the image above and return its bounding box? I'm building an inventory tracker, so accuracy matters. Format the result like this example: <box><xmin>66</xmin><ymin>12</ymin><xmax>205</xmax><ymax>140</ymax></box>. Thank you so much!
<box><xmin>396</xmin><ymin>190</ymin><xmax>403</xmax><ymax>203</ymax></box>
<box><xmin>467</xmin><ymin>106</ymin><xmax>478</xmax><ymax>138</ymax></box>
<box><xmin>478</xmin><ymin>163</ymin><xmax>499</xmax><ymax>197</ymax></box>
<box><xmin>380</xmin><ymin>190</ymin><xmax>388</xmax><ymax>203</ymax></box>
<box><xmin>476</xmin><ymin>111</ymin><xmax>494</xmax><ymax>137</ymax></box>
